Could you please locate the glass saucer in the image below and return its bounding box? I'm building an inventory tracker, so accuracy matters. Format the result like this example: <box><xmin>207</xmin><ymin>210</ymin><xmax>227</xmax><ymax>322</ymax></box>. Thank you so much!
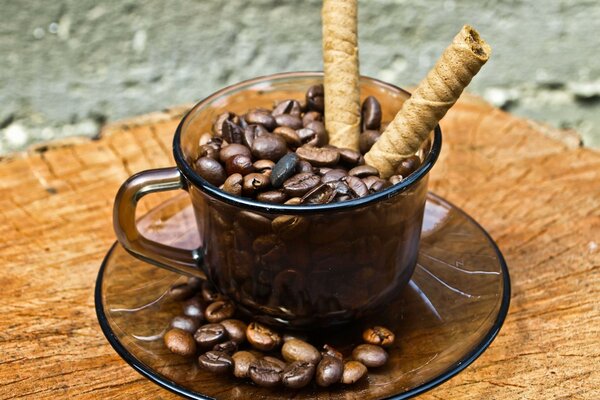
<box><xmin>95</xmin><ymin>193</ymin><xmax>510</xmax><ymax>400</ymax></box>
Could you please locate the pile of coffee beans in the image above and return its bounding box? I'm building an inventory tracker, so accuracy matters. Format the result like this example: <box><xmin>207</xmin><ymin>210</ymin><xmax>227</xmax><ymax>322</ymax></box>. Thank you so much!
<box><xmin>163</xmin><ymin>277</ymin><xmax>395</xmax><ymax>389</ymax></box>
<box><xmin>192</xmin><ymin>84</ymin><xmax>422</xmax><ymax>204</ymax></box>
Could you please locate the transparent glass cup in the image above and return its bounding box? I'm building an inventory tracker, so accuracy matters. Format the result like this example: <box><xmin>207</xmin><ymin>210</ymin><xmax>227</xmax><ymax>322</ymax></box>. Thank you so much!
<box><xmin>113</xmin><ymin>72</ymin><xmax>442</xmax><ymax>328</ymax></box>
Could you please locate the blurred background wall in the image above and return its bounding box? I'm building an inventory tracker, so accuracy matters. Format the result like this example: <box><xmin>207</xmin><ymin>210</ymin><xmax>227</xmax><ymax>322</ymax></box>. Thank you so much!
<box><xmin>1</xmin><ymin>0</ymin><xmax>599</xmax><ymax>154</ymax></box>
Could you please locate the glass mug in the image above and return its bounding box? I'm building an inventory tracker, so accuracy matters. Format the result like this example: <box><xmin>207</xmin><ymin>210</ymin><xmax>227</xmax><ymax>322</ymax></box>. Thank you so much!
<box><xmin>113</xmin><ymin>72</ymin><xmax>442</xmax><ymax>328</ymax></box>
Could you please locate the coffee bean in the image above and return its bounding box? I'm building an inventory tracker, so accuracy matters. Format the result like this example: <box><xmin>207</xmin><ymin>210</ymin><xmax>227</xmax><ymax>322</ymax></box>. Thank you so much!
<box><xmin>389</xmin><ymin>175</ymin><xmax>403</xmax><ymax>185</ymax></box>
<box><xmin>212</xmin><ymin>340</ymin><xmax>238</xmax><ymax>355</ymax></box>
<box><xmin>255</xmin><ymin>190</ymin><xmax>286</xmax><ymax>204</ymax></box>
<box><xmin>201</xmin><ymin>280</ymin><xmax>224</xmax><ymax>303</ymax></box>
<box><xmin>359</xmin><ymin>130</ymin><xmax>381</xmax><ymax>154</ymax></box>
<box><xmin>284</xmin><ymin>197</ymin><xmax>302</xmax><ymax>205</ymax></box>
<box><xmin>198</xmin><ymin>143</ymin><xmax>220</xmax><ymax>160</ymax></box>
<box><xmin>301</xmin><ymin>182</ymin><xmax>336</xmax><ymax>204</ymax></box>
<box><xmin>321</xmin><ymin>168</ymin><xmax>347</xmax><ymax>183</ymax></box>
<box><xmin>282</xmin><ymin>339</ymin><xmax>321</xmax><ymax>364</ymax></box>
<box><xmin>253</xmin><ymin>159</ymin><xmax>275</xmax><ymax>175</ymax></box>
<box><xmin>225</xmin><ymin>154</ymin><xmax>254</xmax><ymax>176</ymax></box>
<box><xmin>362</xmin><ymin>175</ymin><xmax>390</xmax><ymax>193</ymax></box>
<box><xmin>248</xmin><ymin>358</ymin><xmax>283</xmax><ymax>387</ymax></box>
<box><xmin>171</xmin><ymin>315</ymin><xmax>201</xmax><ymax>334</ymax></box>
<box><xmin>232</xmin><ymin>350</ymin><xmax>257</xmax><ymax>378</ymax></box>
<box><xmin>263</xmin><ymin>356</ymin><xmax>287</xmax><ymax>370</ymax></box>
<box><xmin>296</xmin><ymin>146</ymin><xmax>339</xmax><ymax>167</ymax></box>
<box><xmin>316</xmin><ymin>354</ymin><xmax>343</xmax><ymax>387</ymax></box>
<box><xmin>271</xmin><ymin>152</ymin><xmax>299</xmax><ymax>188</ymax></box>
<box><xmin>282</xmin><ymin>172</ymin><xmax>321</xmax><ymax>197</ymax></box>
<box><xmin>220</xmin><ymin>319</ymin><xmax>247</xmax><ymax>344</ymax></box>
<box><xmin>243</xmin><ymin>124</ymin><xmax>268</xmax><ymax>148</ymax></box>
<box><xmin>182</xmin><ymin>297</ymin><xmax>204</xmax><ymax>319</ymax></box>
<box><xmin>306</xmin><ymin>84</ymin><xmax>324</xmax><ymax>112</ymax></box>
<box><xmin>315</xmin><ymin>167</ymin><xmax>332</xmax><ymax>176</ymax></box>
<box><xmin>304</xmin><ymin>121</ymin><xmax>328</xmax><ymax>146</ymax></box>
<box><xmin>164</xmin><ymin>328</ymin><xmax>197</xmax><ymax>357</ymax></box>
<box><xmin>338</xmin><ymin>148</ymin><xmax>364</xmax><ymax>167</ymax></box>
<box><xmin>219</xmin><ymin>143</ymin><xmax>251</xmax><ymax>164</ymax></box>
<box><xmin>273</xmin><ymin>126</ymin><xmax>302</xmax><ymax>148</ymax></box>
<box><xmin>282</xmin><ymin>361</ymin><xmax>315</xmax><ymax>389</ymax></box>
<box><xmin>246</xmin><ymin>322</ymin><xmax>282</xmax><ymax>351</ymax></box>
<box><xmin>352</xmin><ymin>344</ymin><xmax>388</xmax><ymax>367</ymax></box>
<box><xmin>194</xmin><ymin>157</ymin><xmax>227</xmax><ymax>186</ymax></box>
<box><xmin>222</xmin><ymin>173</ymin><xmax>243</xmax><ymax>196</ymax></box>
<box><xmin>297</xmin><ymin>127</ymin><xmax>316</xmax><ymax>144</ymax></box>
<box><xmin>194</xmin><ymin>323</ymin><xmax>226</xmax><ymax>348</ymax></box>
<box><xmin>330</xmin><ymin>180</ymin><xmax>352</xmax><ymax>197</ymax></box>
<box><xmin>349</xmin><ymin>165</ymin><xmax>379</xmax><ymax>178</ymax></box>
<box><xmin>245</xmin><ymin>109</ymin><xmax>277</xmax><ymax>131</ymax></box>
<box><xmin>272</xmin><ymin>215</ymin><xmax>309</xmax><ymax>239</ymax></box>
<box><xmin>251</xmin><ymin>134</ymin><xmax>288</xmax><ymax>162</ymax></box>
<box><xmin>237</xmin><ymin>210</ymin><xmax>272</xmax><ymax>234</ymax></box>
<box><xmin>395</xmin><ymin>155</ymin><xmax>421</xmax><ymax>177</ymax></box>
<box><xmin>168</xmin><ymin>282</ymin><xmax>196</xmax><ymax>301</ymax></box>
<box><xmin>282</xmin><ymin>333</ymin><xmax>309</xmax><ymax>343</ymax></box>
<box><xmin>344</xmin><ymin>176</ymin><xmax>369</xmax><ymax>197</ymax></box>
<box><xmin>198</xmin><ymin>351</ymin><xmax>233</xmax><ymax>373</ymax></box>
<box><xmin>222</xmin><ymin>119</ymin><xmax>244</xmax><ymax>144</ymax></box>
<box><xmin>296</xmin><ymin>160</ymin><xmax>314</xmax><ymax>173</ymax></box>
<box><xmin>275</xmin><ymin>114</ymin><xmax>303</xmax><ymax>130</ymax></box>
<box><xmin>361</xmin><ymin>96</ymin><xmax>382</xmax><ymax>131</ymax></box>
<box><xmin>242</xmin><ymin>173</ymin><xmax>271</xmax><ymax>196</ymax></box>
<box><xmin>363</xmin><ymin>326</ymin><xmax>395</xmax><ymax>347</ymax></box>
<box><xmin>302</xmin><ymin>111</ymin><xmax>322</xmax><ymax>127</ymax></box>
<box><xmin>205</xmin><ymin>300</ymin><xmax>235</xmax><ymax>323</ymax></box>
<box><xmin>272</xmin><ymin>99</ymin><xmax>302</xmax><ymax>117</ymax></box>
<box><xmin>322</xmin><ymin>344</ymin><xmax>343</xmax><ymax>360</ymax></box>
<box><xmin>341</xmin><ymin>360</ymin><xmax>367</xmax><ymax>384</ymax></box>
<box><xmin>213</xmin><ymin>112</ymin><xmax>238</xmax><ymax>137</ymax></box>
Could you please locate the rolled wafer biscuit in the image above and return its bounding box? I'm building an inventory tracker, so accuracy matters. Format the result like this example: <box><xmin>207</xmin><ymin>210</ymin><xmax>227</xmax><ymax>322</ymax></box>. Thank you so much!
<box><xmin>365</xmin><ymin>25</ymin><xmax>491</xmax><ymax>178</ymax></box>
<box><xmin>322</xmin><ymin>0</ymin><xmax>361</xmax><ymax>151</ymax></box>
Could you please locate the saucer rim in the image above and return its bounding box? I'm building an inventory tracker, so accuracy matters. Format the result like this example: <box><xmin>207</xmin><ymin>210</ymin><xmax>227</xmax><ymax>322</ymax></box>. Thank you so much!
<box><xmin>95</xmin><ymin>192</ymin><xmax>511</xmax><ymax>400</ymax></box>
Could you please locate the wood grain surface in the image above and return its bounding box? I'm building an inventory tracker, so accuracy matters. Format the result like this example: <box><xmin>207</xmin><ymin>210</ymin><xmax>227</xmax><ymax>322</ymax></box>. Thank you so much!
<box><xmin>0</xmin><ymin>95</ymin><xmax>598</xmax><ymax>399</ymax></box>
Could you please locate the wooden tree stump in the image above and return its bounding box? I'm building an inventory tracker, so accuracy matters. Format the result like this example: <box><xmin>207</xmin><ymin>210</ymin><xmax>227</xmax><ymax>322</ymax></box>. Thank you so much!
<box><xmin>0</xmin><ymin>95</ymin><xmax>598</xmax><ymax>399</ymax></box>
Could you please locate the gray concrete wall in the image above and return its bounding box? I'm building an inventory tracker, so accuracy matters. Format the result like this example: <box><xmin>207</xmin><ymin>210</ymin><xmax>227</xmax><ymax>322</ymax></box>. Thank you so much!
<box><xmin>1</xmin><ymin>0</ymin><xmax>599</xmax><ymax>154</ymax></box>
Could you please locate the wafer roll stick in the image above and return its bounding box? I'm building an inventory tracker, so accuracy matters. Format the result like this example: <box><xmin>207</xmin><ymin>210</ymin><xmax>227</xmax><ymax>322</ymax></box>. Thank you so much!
<box><xmin>322</xmin><ymin>0</ymin><xmax>361</xmax><ymax>151</ymax></box>
<box><xmin>365</xmin><ymin>25</ymin><xmax>491</xmax><ymax>178</ymax></box>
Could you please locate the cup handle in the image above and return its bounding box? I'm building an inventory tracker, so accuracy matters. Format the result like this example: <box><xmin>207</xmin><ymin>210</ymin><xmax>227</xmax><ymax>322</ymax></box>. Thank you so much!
<box><xmin>113</xmin><ymin>167</ymin><xmax>206</xmax><ymax>279</ymax></box>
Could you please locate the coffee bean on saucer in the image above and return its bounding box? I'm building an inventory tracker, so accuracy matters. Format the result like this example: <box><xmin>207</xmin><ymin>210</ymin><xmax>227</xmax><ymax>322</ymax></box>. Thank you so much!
<box><xmin>220</xmin><ymin>319</ymin><xmax>247</xmax><ymax>344</ymax></box>
<box><xmin>362</xmin><ymin>326</ymin><xmax>395</xmax><ymax>347</ymax></box>
<box><xmin>272</xmin><ymin>99</ymin><xmax>302</xmax><ymax>117</ymax></box>
<box><xmin>302</xmin><ymin>111</ymin><xmax>322</xmax><ymax>127</ymax></box>
<box><xmin>341</xmin><ymin>360</ymin><xmax>368</xmax><ymax>384</ymax></box>
<box><xmin>248</xmin><ymin>358</ymin><xmax>283</xmax><ymax>387</ymax></box>
<box><xmin>273</xmin><ymin>126</ymin><xmax>302</xmax><ymax>148</ymax></box>
<box><xmin>361</xmin><ymin>96</ymin><xmax>382</xmax><ymax>131</ymax></box>
<box><xmin>242</xmin><ymin>173</ymin><xmax>271</xmax><ymax>196</ymax></box>
<box><xmin>281</xmin><ymin>361</ymin><xmax>315</xmax><ymax>389</ymax></box>
<box><xmin>352</xmin><ymin>344</ymin><xmax>388</xmax><ymax>368</ymax></box>
<box><xmin>198</xmin><ymin>351</ymin><xmax>233</xmax><ymax>373</ymax></box>
<box><xmin>306</xmin><ymin>84</ymin><xmax>324</xmax><ymax>112</ymax></box>
<box><xmin>194</xmin><ymin>323</ymin><xmax>226</xmax><ymax>348</ymax></box>
<box><xmin>251</xmin><ymin>134</ymin><xmax>287</xmax><ymax>162</ymax></box>
<box><xmin>164</xmin><ymin>328</ymin><xmax>197</xmax><ymax>357</ymax></box>
<box><xmin>359</xmin><ymin>130</ymin><xmax>381</xmax><ymax>154</ymax></box>
<box><xmin>395</xmin><ymin>155</ymin><xmax>421</xmax><ymax>177</ymax></box>
<box><xmin>275</xmin><ymin>114</ymin><xmax>303</xmax><ymax>130</ymax></box>
<box><xmin>349</xmin><ymin>165</ymin><xmax>379</xmax><ymax>178</ymax></box>
<box><xmin>246</xmin><ymin>322</ymin><xmax>282</xmax><ymax>351</ymax></box>
<box><xmin>168</xmin><ymin>282</ymin><xmax>196</xmax><ymax>301</ymax></box>
<box><xmin>270</xmin><ymin>152</ymin><xmax>299</xmax><ymax>188</ymax></box>
<box><xmin>170</xmin><ymin>315</ymin><xmax>201</xmax><ymax>334</ymax></box>
<box><xmin>212</xmin><ymin>340</ymin><xmax>238</xmax><ymax>355</ymax></box>
<box><xmin>296</xmin><ymin>146</ymin><xmax>339</xmax><ymax>167</ymax></box>
<box><xmin>194</xmin><ymin>157</ymin><xmax>227</xmax><ymax>186</ymax></box>
<box><xmin>282</xmin><ymin>172</ymin><xmax>321</xmax><ymax>197</ymax></box>
<box><xmin>232</xmin><ymin>350</ymin><xmax>258</xmax><ymax>378</ymax></box>
<box><xmin>226</xmin><ymin>154</ymin><xmax>255</xmax><ymax>176</ymax></box>
<box><xmin>182</xmin><ymin>297</ymin><xmax>204</xmax><ymax>320</ymax></box>
<box><xmin>222</xmin><ymin>173</ymin><xmax>243</xmax><ymax>196</ymax></box>
<box><xmin>201</xmin><ymin>280</ymin><xmax>223</xmax><ymax>303</ymax></box>
<box><xmin>281</xmin><ymin>338</ymin><xmax>321</xmax><ymax>364</ymax></box>
<box><xmin>205</xmin><ymin>300</ymin><xmax>235</xmax><ymax>323</ymax></box>
<box><xmin>315</xmin><ymin>354</ymin><xmax>343</xmax><ymax>387</ymax></box>
<box><xmin>245</xmin><ymin>109</ymin><xmax>277</xmax><ymax>131</ymax></box>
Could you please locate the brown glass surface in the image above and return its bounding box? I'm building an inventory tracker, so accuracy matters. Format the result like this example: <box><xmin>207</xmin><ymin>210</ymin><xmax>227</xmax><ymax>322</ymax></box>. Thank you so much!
<box><xmin>96</xmin><ymin>193</ymin><xmax>510</xmax><ymax>400</ymax></box>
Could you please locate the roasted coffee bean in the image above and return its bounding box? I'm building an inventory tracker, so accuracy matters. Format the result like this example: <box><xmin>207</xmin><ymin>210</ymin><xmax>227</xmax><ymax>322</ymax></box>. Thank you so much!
<box><xmin>395</xmin><ymin>155</ymin><xmax>421</xmax><ymax>177</ymax></box>
<box><xmin>194</xmin><ymin>323</ymin><xmax>226</xmax><ymax>348</ymax></box>
<box><xmin>362</xmin><ymin>175</ymin><xmax>390</xmax><ymax>193</ymax></box>
<box><xmin>232</xmin><ymin>350</ymin><xmax>257</xmax><ymax>378</ymax></box>
<box><xmin>321</xmin><ymin>168</ymin><xmax>347</xmax><ymax>183</ymax></box>
<box><xmin>274</xmin><ymin>114</ymin><xmax>303</xmax><ymax>130</ymax></box>
<box><xmin>282</xmin><ymin>339</ymin><xmax>321</xmax><ymax>364</ymax></box>
<box><xmin>341</xmin><ymin>361</ymin><xmax>368</xmax><ymax>384</ymax></box>
<box><xmin>338</xmin><ymin>148</ymin><xmax>364</xmax><ymax>167</ymax></box>
<box><xmin>222</xmin><ymin>173</ymin><xmax>243</xmax><ymax>196</ymax></box>
<box><xmin>273</xmin><ymin>126</ymin><xmax>302</xmax><ymax>148</ymax></box>
<box><xmin>263</xmin><ymin>356</ymin><xmax>287</xmax><ymax>370</ymax></box>
<box><xmin>335</xmin><ymin>194</ymin><xmax>352</xmax><ymax>202</ymax></box>
<box><xmin>297</xmin><ymin>128</ymin><xmax>316</xmax><ymax>144</ymax></box>
<box><xmin>248</xmin><ymin>358</ymin><xmax>283</xmax><ymax>388</ymax></box>
<box><xmin>349</xmin><ymin>165</ymin><xmax>379</xmax><ymax>178</ymax></box>
<box><xmin>296</xmin><ymin>160</ymin><xmax>314</xmax><ymax>173</ymax></box>
<box><xmin>272</xmin><ymin>99</ymin><xmax>302</xmax><ymax>117</ymax></box>
<box><xmin>213</xmin><ymin>112</ymin><xmax>238</xmax><ymax>137</ymax></box>
<box><xmin>302</xmin><ymin>111</ymin><xmax>322</xmax><ymax>127</ymax></box>
<box><xmin>213</xmin><ymin>340</ymin><xmax>238</xmax><ymax>355</ymax></box>
<box><xmin>253</xmin><ymin>159</ymin><xmax>275</xmax><ymax>175</ymax></box>
<box><xmin>205</xmin><ymin>300</ymin><xmax>235</xmax><ymax>323</ymax></box>
<box><xmin>284</xmin><ymin>197</ymin><xmax>302</xmax><ymax>205</ymax></box>
<box><xmin>198</xmin><ymin>132</ymin><xmax>213</xmax><ymax>146</ymax></box>
<box><xmin>361</xmin><ymin>96</ymin><xmax>382</xmax><ymax>131</ymax></box>
<box><xmin>322</xmin><ymin>344</ymin><xmax>343</xmax><ymax>360</ymax></box>
<box><xmin>201</xmin><ymin>280</ymin><xmax>223</xmax><ymax>303</ymax></box>
<box><xmin>246</xmin><ymin>322</ymin><xmax>282</xmax><ymax>351</ymax></box>
<box><xmin>344</xmin><ymin>176</ymin><xmax>369</xmax><ymax>197</ymax></box>
<box><xmin>242</xmin><ymin>173</ymin><xmax>271</xmax><ymax>196</ymax></box>
<box><xmin>316</xmin><ymin>355</ymin><xmax>343</xmax><ymax>387</ymax></box>
<box><xmin>256</xmin><ymin>190</ymin><xmax>287</xmax><ymax>204</ymax></box>
<box><xmin>182</xmin><ymin>297</ymin><xmax>204</xmax><ymax>319</ymax></box>
<box><xmin>194</xmin><ymin>157</ymin><xmax>227</xmax><ymax>186</ymax></box>
<box><xmin>237</xmin><ymin>210</ymin><xmax>272</xmax><ymax>234</ymax></box>
<box><xmin>272</xmin><ymin>215</ymin><xmax>309</xmax><ymax>239</ymax></box>
<box><xmin>281</xmin><ymin>361</ymin><xmax>315</xmax><ymax>389</ymax></box>
<box><xmin>221</xmin><ymin>319</ymin><xmax>247</xmax><ymax>344</ymax></box>
<box><xmin>296</xmin><ymin>146</ymin><xmax>339</xmax><ymax>167</ymax></box>
<box><xmin>352</xmin><ymin>344</ymin><xmax>388</xmax><ymax>367</ymax></box>
<box><xmin>315</xmin><ymin>167</ymin><xmax>332</xmax><ymax>176</ymax></box>
<box><xmin>389</xmin><ymin>175</ymin><xmax>403</xmax><ymax>185</ymax></box>
<box><xmin>168</xmin><ymin>282</ymin><xmax>196</xmax><ymax>301</ymax></box>
<box><xmin>219</xmin><ymin>143</ymin><xmax>251</xmax><ymax>164</ymax></box>
<box><xmin>198</xmin><ymin>351</ymin><xmax>233</xmax><ymax>373</ymax></box>
<box><xmin>306</xmin><ymin>84</ymin><xmax>324</xmax><ymax>112</ymax></box>
<box><xmin>363</xmin><ymin>326</ymin><xmax>395</xmax><ymax>347</ymax></box>
<box><xmin>225</xmin><ymin>154</ymin><xmax>254</xmax><ymax>176</ymax></box>
<box><xmin>245</xmin><ymin>109</ymin><xmax>277</xmax><ymax>130</ymax></box>
<box><xmin>330</xmin><ymin>180</ymin><xmax>352</xmax><ymax>197</ymax></box>
<box><xmin>243</xmin><ymin>124</ymin><xmax>268</xmax><ymax>148</ymax></box>
<box><xmin>251</xmin><ymin>134</ymin><xmax>288</xmax><ymax>162</ymax></box>
<box><xmin>283</xmin><ymin>172</ymin><xmax>321</xmax><ymax>197</ymax></box>
<box><xmin>282</xmin><ymin>332</ymin><xmax>308</xmax><ymax>343</ymax></box>
<box><xmin>164</xmin><ymin>328</ymin><xmax>197</xmax><ymax>357</ymax></box>
<box><xmin>187</xmin><ymin>276</ymin><xmax>202</xmax><ymax>290</ymax></box>
<box><xmin>301</xmin><ymin>183</ymin><xmax>336</xmax><ymax>204</ymax></box>
<box><xmin>359</xmin><ymin>130</ymin><xmax>382</xmax><ymax>154</ymax></box>
<box><xmin>222</xmin><ymin>119</ymin><xmax>244</xmax><ymax>144</ymax></box>
<box><xmin>304</xmin><ymin>121</ymin><xmax>328</xmax><ymax>146</ymax></box>
<box><xmin>271</xmin><ymin>153</ymin><xmax>299</xmax><ymax>188</ymax></box>
<box><xmin>170</xmin><ymin>315</ymin><xmax>201</xmax><ymax>334</ymax></box>
<box><xmin>198</xmin><ymin>143</ymin><xmax>220</xmax><ymax>160</ymax></box>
